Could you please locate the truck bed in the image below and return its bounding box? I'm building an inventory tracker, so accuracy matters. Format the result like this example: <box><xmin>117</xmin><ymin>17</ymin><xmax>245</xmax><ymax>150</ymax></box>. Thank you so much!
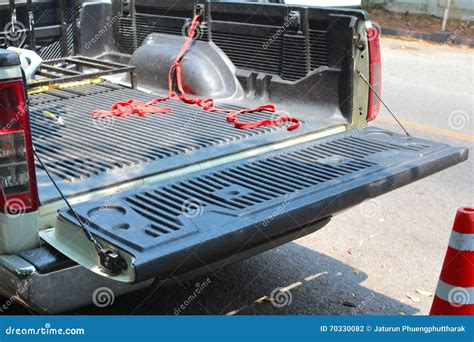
<box><xmin>27</xmin><ymin>1</ymin><xmax>468</xmax><ymax>287</ymax></box>
<box><xmin>30</xmin><ymin>82</ymin><xmax>344</xmax><ymax>204</ymax></box>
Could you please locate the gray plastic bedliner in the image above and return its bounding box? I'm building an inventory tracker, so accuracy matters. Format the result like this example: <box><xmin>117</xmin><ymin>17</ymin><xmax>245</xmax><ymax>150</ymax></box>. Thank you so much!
<box><xmin>29</xmin><ymin>82</ymin><xmax>344</xmax><ymax>204</ymax></box>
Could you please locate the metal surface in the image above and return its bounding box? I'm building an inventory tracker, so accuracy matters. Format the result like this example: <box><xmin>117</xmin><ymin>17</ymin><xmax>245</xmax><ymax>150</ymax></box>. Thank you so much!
<box><xmin>26</xmin><ymin>0</ymin><xmax>35</xmax><ymax>51</ymax></box>
<box><xmin>0</xmin><ymin>212</ymin><xmax>39</xmax><ymax>254</ymax></box>
<box><xmin>1</xmin><ymin>1</ymin><xmax>77</xmax><ymax>60</ymax></box>
<box><xmin>0</xmin><ymin>254</ymin><xmax>153</xmax><ymax>313</ymax></box>
<box><xmin>58</xmin><ymin>0</ymin><xmax>68</xmax><ymax>56</ymax></box>
<box><xmin>44</xmin><ymin>127</ymin><xmax>468</xmax><ymax>283</ymax></box>
<box><xmin>0</xmin><ymin>64</ymin><xmax>22</xmax><ymax>78</ymax></box>
<box><xmin>8</xmin><ymin>0</ymin><xmax>18</xmax><ymax>48</ymax></box>
<box><xmin>72</xmin><ymin>0</ymin><xmax>80</xmax><ymax>55</ymax></box>
<box><xmin>0</xmin><ymin>216</ymin><xmax>327</xmax><ymax>313</ymax></box>
<box><xmin>0</xmin><ymin>48</ymin><xmax>20</xmax><ymax>66</ymax></box>
<box><xmin>130</xmin><ymin>0</ymin><xmax>138</xmax><ymax>51</ymax></box>
<box><xmin>34</xmin><ymin>4</ymin><xmax>75</xmax><ymax>60</ymax></box>
<box><xmin>28</xmin><ymin>56</ymin><xmax>135</xmax><ymax>89</ymax></box>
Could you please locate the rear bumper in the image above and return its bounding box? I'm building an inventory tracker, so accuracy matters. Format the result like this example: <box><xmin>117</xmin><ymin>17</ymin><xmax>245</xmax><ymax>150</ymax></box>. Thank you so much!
<box><xmin>0</xmin><ymin>255</ymin><xmax>153</xmax><ymax>313</ymax></box>
<box><xmin>0</xmin><ymin>216</ymin><xmax>330</xmax><ymax>313</ymax></box>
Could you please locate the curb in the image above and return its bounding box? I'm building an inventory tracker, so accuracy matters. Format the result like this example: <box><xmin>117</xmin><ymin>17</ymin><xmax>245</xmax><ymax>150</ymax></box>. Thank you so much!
<box><xmin>381</xmin><ymin>27</ymin><xmax>474</xmax><ymax>48</ymax></box>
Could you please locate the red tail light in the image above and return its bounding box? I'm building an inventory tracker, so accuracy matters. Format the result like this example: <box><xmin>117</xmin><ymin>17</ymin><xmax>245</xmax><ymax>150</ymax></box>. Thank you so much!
<box><xmin>0</xmin><ymin>78</ymin><xmax>39</xmax><ymax>214</ymax></box>
<box><xmin>367</xmin><ymin>27</ymin><xmax>382</xmax><ymax>121</ymax></box>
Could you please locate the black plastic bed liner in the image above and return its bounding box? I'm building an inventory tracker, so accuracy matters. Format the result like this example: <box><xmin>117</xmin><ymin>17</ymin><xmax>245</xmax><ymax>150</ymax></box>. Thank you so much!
<box><xmin>42</xmin><ymin>127</ymin><xmax>468</xmax><ymax>283</ymax></box>
<box><xmin>29</xmin><ymin>82</ymin><xmax>344</xmax><ymax>204</ymax></box>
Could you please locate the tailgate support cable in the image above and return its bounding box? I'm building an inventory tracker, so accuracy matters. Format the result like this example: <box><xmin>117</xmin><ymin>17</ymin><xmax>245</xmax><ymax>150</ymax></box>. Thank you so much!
<box><xmin>25</xmin><ymin>76</ymin><xmax>128</xmax><ymax>276</ymax></box>
<box><xmin>92</xmin><ymin>8</ymin><xmax>301</xmax><ymax>131</ymax></box>
<box><xmin>357</xmin><ymin>69</ymin><xmax>411</xmax><ymax>136</ymax></box>
<box><xmin>33</xmin><ymin>147</ymin><xmax>128</xmax><ymax>275</ymax></box>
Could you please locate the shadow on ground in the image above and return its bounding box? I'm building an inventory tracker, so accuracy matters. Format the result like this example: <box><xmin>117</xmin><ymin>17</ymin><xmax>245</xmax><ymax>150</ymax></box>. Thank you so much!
<box><xmin>4</xmin><ymin>242</ymin><xmax>417</xmax><ymax>315</ymax></box>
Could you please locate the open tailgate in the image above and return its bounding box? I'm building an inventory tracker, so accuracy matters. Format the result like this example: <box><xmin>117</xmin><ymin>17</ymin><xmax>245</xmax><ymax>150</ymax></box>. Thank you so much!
<box><xmin>40</xmin><ymin>127</ymin><xmax>468</xmax><ymax>283</ymax></box>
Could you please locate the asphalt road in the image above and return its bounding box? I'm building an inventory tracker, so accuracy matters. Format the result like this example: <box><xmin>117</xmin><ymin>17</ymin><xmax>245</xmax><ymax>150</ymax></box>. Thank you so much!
<box><xmin>7</xmin><ymin>37</ymin><xmax>474</xmax><ymax>316</ymax></box>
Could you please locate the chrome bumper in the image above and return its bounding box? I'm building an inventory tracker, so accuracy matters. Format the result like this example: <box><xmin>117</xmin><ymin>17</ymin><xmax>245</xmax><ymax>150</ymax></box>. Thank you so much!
<box><xmin>0</xmin><ymin>255</ymin><xmax>153</xmax><ymax>313</ymax></box>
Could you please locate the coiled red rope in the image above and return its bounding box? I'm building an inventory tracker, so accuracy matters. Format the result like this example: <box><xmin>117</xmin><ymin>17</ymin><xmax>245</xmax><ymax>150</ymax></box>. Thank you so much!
<box><xmin>92</xmin><ymin>13</ymin><xmax>300</xmax><ymax>131</ymax></box>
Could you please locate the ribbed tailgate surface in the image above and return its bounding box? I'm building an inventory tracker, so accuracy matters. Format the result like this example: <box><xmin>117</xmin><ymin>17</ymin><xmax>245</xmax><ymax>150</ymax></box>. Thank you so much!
<box><xmin>47</xmin><ymin>127</ymin><xmax>468</xmax><ymax>283</ymax></box>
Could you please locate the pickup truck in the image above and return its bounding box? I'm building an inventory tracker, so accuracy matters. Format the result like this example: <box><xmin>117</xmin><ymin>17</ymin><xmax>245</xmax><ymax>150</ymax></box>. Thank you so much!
<box><xmin>0</xmin><ymin>0</ymin><xmax>468</xmax><ymax>313</ymax></box>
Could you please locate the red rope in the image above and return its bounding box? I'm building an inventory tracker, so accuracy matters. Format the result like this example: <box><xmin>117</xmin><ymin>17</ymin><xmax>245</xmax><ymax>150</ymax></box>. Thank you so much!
<box><xmin>92</xmin><ymin>14</ymin><xmax>300</xmax><ymax>131</ymax></box>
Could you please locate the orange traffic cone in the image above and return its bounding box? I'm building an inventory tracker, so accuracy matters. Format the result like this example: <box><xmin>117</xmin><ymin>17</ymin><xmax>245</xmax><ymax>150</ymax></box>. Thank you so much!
<box><xmin>430</xmin><ymin>207</ymin><xmax>474</xmax><ymax>315</ymax></box>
